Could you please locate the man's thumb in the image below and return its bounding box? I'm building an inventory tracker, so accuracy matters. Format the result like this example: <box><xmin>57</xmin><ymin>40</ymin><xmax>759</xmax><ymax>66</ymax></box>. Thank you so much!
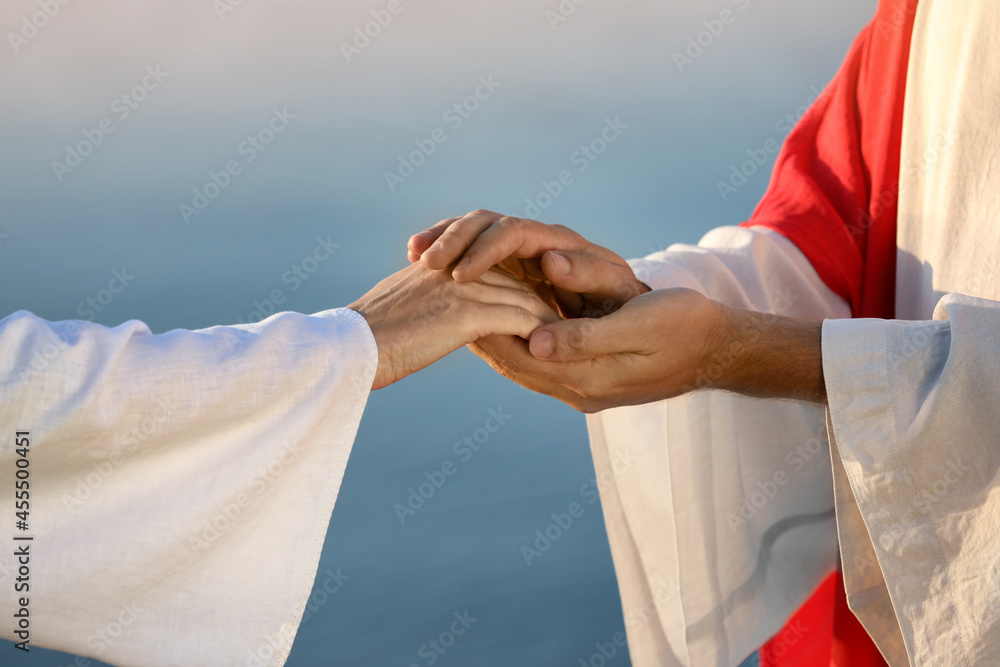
<box><xmin>528</xmin><ymin>317</ymin><xmax>615</xmax><ymax>362</ymax></box>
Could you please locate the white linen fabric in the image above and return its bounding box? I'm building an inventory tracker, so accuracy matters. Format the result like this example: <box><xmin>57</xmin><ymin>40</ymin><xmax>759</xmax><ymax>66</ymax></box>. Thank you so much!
<box><xmin>824</xmin><ymin>296</ymin><xmax>1000</xmax><ymax>665</ymax></box>
<box><xmin>593</xmin><ymin>2</ymin><xmax>1000</xmax><ymax>665</ymax></box>
<box><xmin>0</xmin><ymin>308</ymin><xmax>377</xmax><ymax>666</ymax></box>
<box><xmin>589</xmin><ymin>226</ymin><xmax>851</xmax><ymax>666</ymax></box>
<box><xmin>823</xmin><ymin>0</ymin><xmax>1000</xmax><ymax>664</ymax></box>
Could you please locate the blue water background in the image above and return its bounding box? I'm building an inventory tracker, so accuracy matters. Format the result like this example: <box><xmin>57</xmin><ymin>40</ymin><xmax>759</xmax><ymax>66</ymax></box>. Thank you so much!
<box><xmin>0</xmin><ymin>0</ymin><xmax>874</xmax><ymax>664</ymax></box>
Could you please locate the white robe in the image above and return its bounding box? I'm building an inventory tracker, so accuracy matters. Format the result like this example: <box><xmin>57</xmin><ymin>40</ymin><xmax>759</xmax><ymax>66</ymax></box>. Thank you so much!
<box><xmin>591</xmin><ymin>1</ymin><xmax>1000</xmax><ymax>664</ymax></box>
<box><xmin>2</xmin><ymin>3</ymin><xmax>996</xmax><ymax>666</ymax></box>
<box><xmin>828</xmin><ymin>0</ymin><xmax>1000</xmax><ymax>662</ymax></box>
<box><xmin>0</xmin><ymin>309</ymin><xmax>377</xmax><ymax>666</ymax></box>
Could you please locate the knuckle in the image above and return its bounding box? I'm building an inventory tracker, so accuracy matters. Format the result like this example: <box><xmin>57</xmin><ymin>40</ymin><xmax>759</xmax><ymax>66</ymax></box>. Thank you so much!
<box><xmin>517</xmin><ymin>289</ymin><xmax>540</xmax><ymax>313</ymax></box>
<box><xmin>550</xmin><ymin>223</ymin><xmax>583</xmax><ymax>242</ymax></box>
<box><xmin>572</xmin><ymin>319</ymin><xmax>598</xmax><ymax>345</ymax></box>
<box><xmin>512</xmin><ymin>305</ymin><xmax>532</xmax><ymax>329</ymax></box>
<box><xmin>497</xmin><ymin>215</ymin><xmax>529</xmax><ymax>231</ymax></box>
<box><xmin>565</xmin><ymin>338</ymin><xmax>590</xmax><ymax>359</ymax></box>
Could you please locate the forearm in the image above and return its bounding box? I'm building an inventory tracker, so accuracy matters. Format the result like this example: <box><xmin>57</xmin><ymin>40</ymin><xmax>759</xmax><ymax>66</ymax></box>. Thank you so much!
<box><xmin>705</xmin><ymin>303</ymin><xmax>826</xmax><ymax>404</ymax></box>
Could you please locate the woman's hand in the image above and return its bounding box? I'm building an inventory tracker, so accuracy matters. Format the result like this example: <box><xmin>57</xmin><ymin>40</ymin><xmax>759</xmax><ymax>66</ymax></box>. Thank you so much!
<box><xmin>407</xmin><ymin>209</ymin><xmax>649</xmax><ymax>319</ymax></box>
<box><xmin>349</xmin><ymin>263</ymin><xmax>559</xmax><ymax>389</ymax></box>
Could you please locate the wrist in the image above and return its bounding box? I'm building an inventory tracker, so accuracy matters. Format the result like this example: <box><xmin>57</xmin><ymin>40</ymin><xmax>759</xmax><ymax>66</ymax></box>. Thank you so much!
<box><xmin>346</xmin><ymin>300</ymin><xmax>379</xmax><ymax>347</ymax></box>
<box><xmin>346</xmin><ymin>300</ymin><xmax>393</xmax><ymax>390</ymax></box>
<box><xmin>700</xmin><ymin>303</ymin><xmax>826</xmax><ymax>403</ymax></box>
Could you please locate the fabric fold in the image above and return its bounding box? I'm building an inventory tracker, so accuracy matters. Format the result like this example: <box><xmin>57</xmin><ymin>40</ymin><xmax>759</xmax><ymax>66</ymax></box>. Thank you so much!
<box><xmin>823</xmin><ymin>295</ymin><xmax>1000</xmax><ymax>666</ymax></box>
<box><xmin>0</xmin><ymin>308</ymin><xmax>377</xmax><ymax>666</ymax></box>
<box><xmin>589</xmin><ymin>226</ymin><xmax>850</xmax><ymax>666</ymax></box>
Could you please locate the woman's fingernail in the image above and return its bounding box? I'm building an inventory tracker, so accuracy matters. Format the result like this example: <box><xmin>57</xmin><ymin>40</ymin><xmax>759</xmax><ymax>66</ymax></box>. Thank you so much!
<box><xmin>530</xmin><ymin>330</ymin><xmax>555</xmax><ymax>359</ymax></box>
<box><xmin>410</xmin><ymin>232</ymin><xmax>432</xmax><ymax>247</ymax></box>
<box><xmin>549</xmin><ymin>252</ymin><xmax>570</xmax><ymax>275</ymax></box>
<box><xmin>454</xmin><ymin>257</ymin><xmax>471</xmax><ymax>271</ymax></box>
<box><xmin>428</xmin><ymin>241</ymin><xmax>443</xmax><ymax>253</ymax></box>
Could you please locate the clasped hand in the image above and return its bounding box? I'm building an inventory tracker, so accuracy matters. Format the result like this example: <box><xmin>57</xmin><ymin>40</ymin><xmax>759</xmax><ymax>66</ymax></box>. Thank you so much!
<box><xmin>405</xmin><ymin>210</ymin><xmax>732</xmax><ymax>412</ymax></box>
<box><xmin>348</xmin><ymin>207</ymin><xmax>660</xmax><ymax>397</ymax></box>
<box><xmin>349</xmin><ymin>261</ymin><xmax>559</xmax><ymax>390</ymax></box>
<box><xmin>353</xmin><ymin>209</ymin><xmax>824</xmax><ymax>407</ymax></box>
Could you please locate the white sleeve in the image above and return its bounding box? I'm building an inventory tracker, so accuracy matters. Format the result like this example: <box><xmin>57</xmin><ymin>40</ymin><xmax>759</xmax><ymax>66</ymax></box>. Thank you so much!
<box><xmin>823</xmin><ymin>293</ymin><xmax>1000</xmax><ymax>666</ymax></box>
<box><xmin>628</xmin><ymin>225</ymin><xmax>850</xmax><ymax>319</ymax></box>
<box><xmin>0</xmin><ymin>308</ymin><xmax>377</xmax><ymax>666</ymax></box>
<box><xmin>587</xmin><ymin>226</ymin><xmax>851</xmax><ymax>667</ymax></box>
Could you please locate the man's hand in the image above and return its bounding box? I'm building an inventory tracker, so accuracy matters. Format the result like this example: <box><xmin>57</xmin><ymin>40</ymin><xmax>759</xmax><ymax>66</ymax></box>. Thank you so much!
<box><xmin>469</xmin><ymin>288</ymin><xmax>826</xmax><ymax>413</ymax></box>
<box><xmin>348</xmin><ymin>263</ymin><xmax>559</xmax><ymax>390</ymax></box>
<box><xmin>407</xmin><ymin>209</ymin><xmax>649</xmax><ymax>318</ymax></box>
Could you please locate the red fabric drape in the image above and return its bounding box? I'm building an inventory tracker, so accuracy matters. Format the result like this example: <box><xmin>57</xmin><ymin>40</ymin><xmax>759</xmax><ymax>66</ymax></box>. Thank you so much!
<box><xmin>744</xmin><ymin>0</ymin><xmax>918</xmax><ymax>663</ymax></box>
<box><xmin>744</xmin><ymin>0</ymin><xmax>915</xmax><ymax>319</ymax></box>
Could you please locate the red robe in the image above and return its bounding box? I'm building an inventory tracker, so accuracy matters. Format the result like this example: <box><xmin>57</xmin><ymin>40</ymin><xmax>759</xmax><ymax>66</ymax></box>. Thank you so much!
<box><xmin>741</xmin><ymin>0</ymin><xmax>918</xmax><ymax>663</ymax></box>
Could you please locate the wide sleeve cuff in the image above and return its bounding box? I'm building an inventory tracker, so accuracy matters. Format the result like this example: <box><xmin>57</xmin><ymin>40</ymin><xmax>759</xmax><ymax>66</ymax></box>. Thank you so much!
<box><xmin>0</xmin><ymin>307</ymin><xmax>377</xmax><ymax>666</ymax></box>
<box><xmin>823</xmin><ymin>294</ymin><xmax>1000</xmax><ymax>665</ymax></box>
